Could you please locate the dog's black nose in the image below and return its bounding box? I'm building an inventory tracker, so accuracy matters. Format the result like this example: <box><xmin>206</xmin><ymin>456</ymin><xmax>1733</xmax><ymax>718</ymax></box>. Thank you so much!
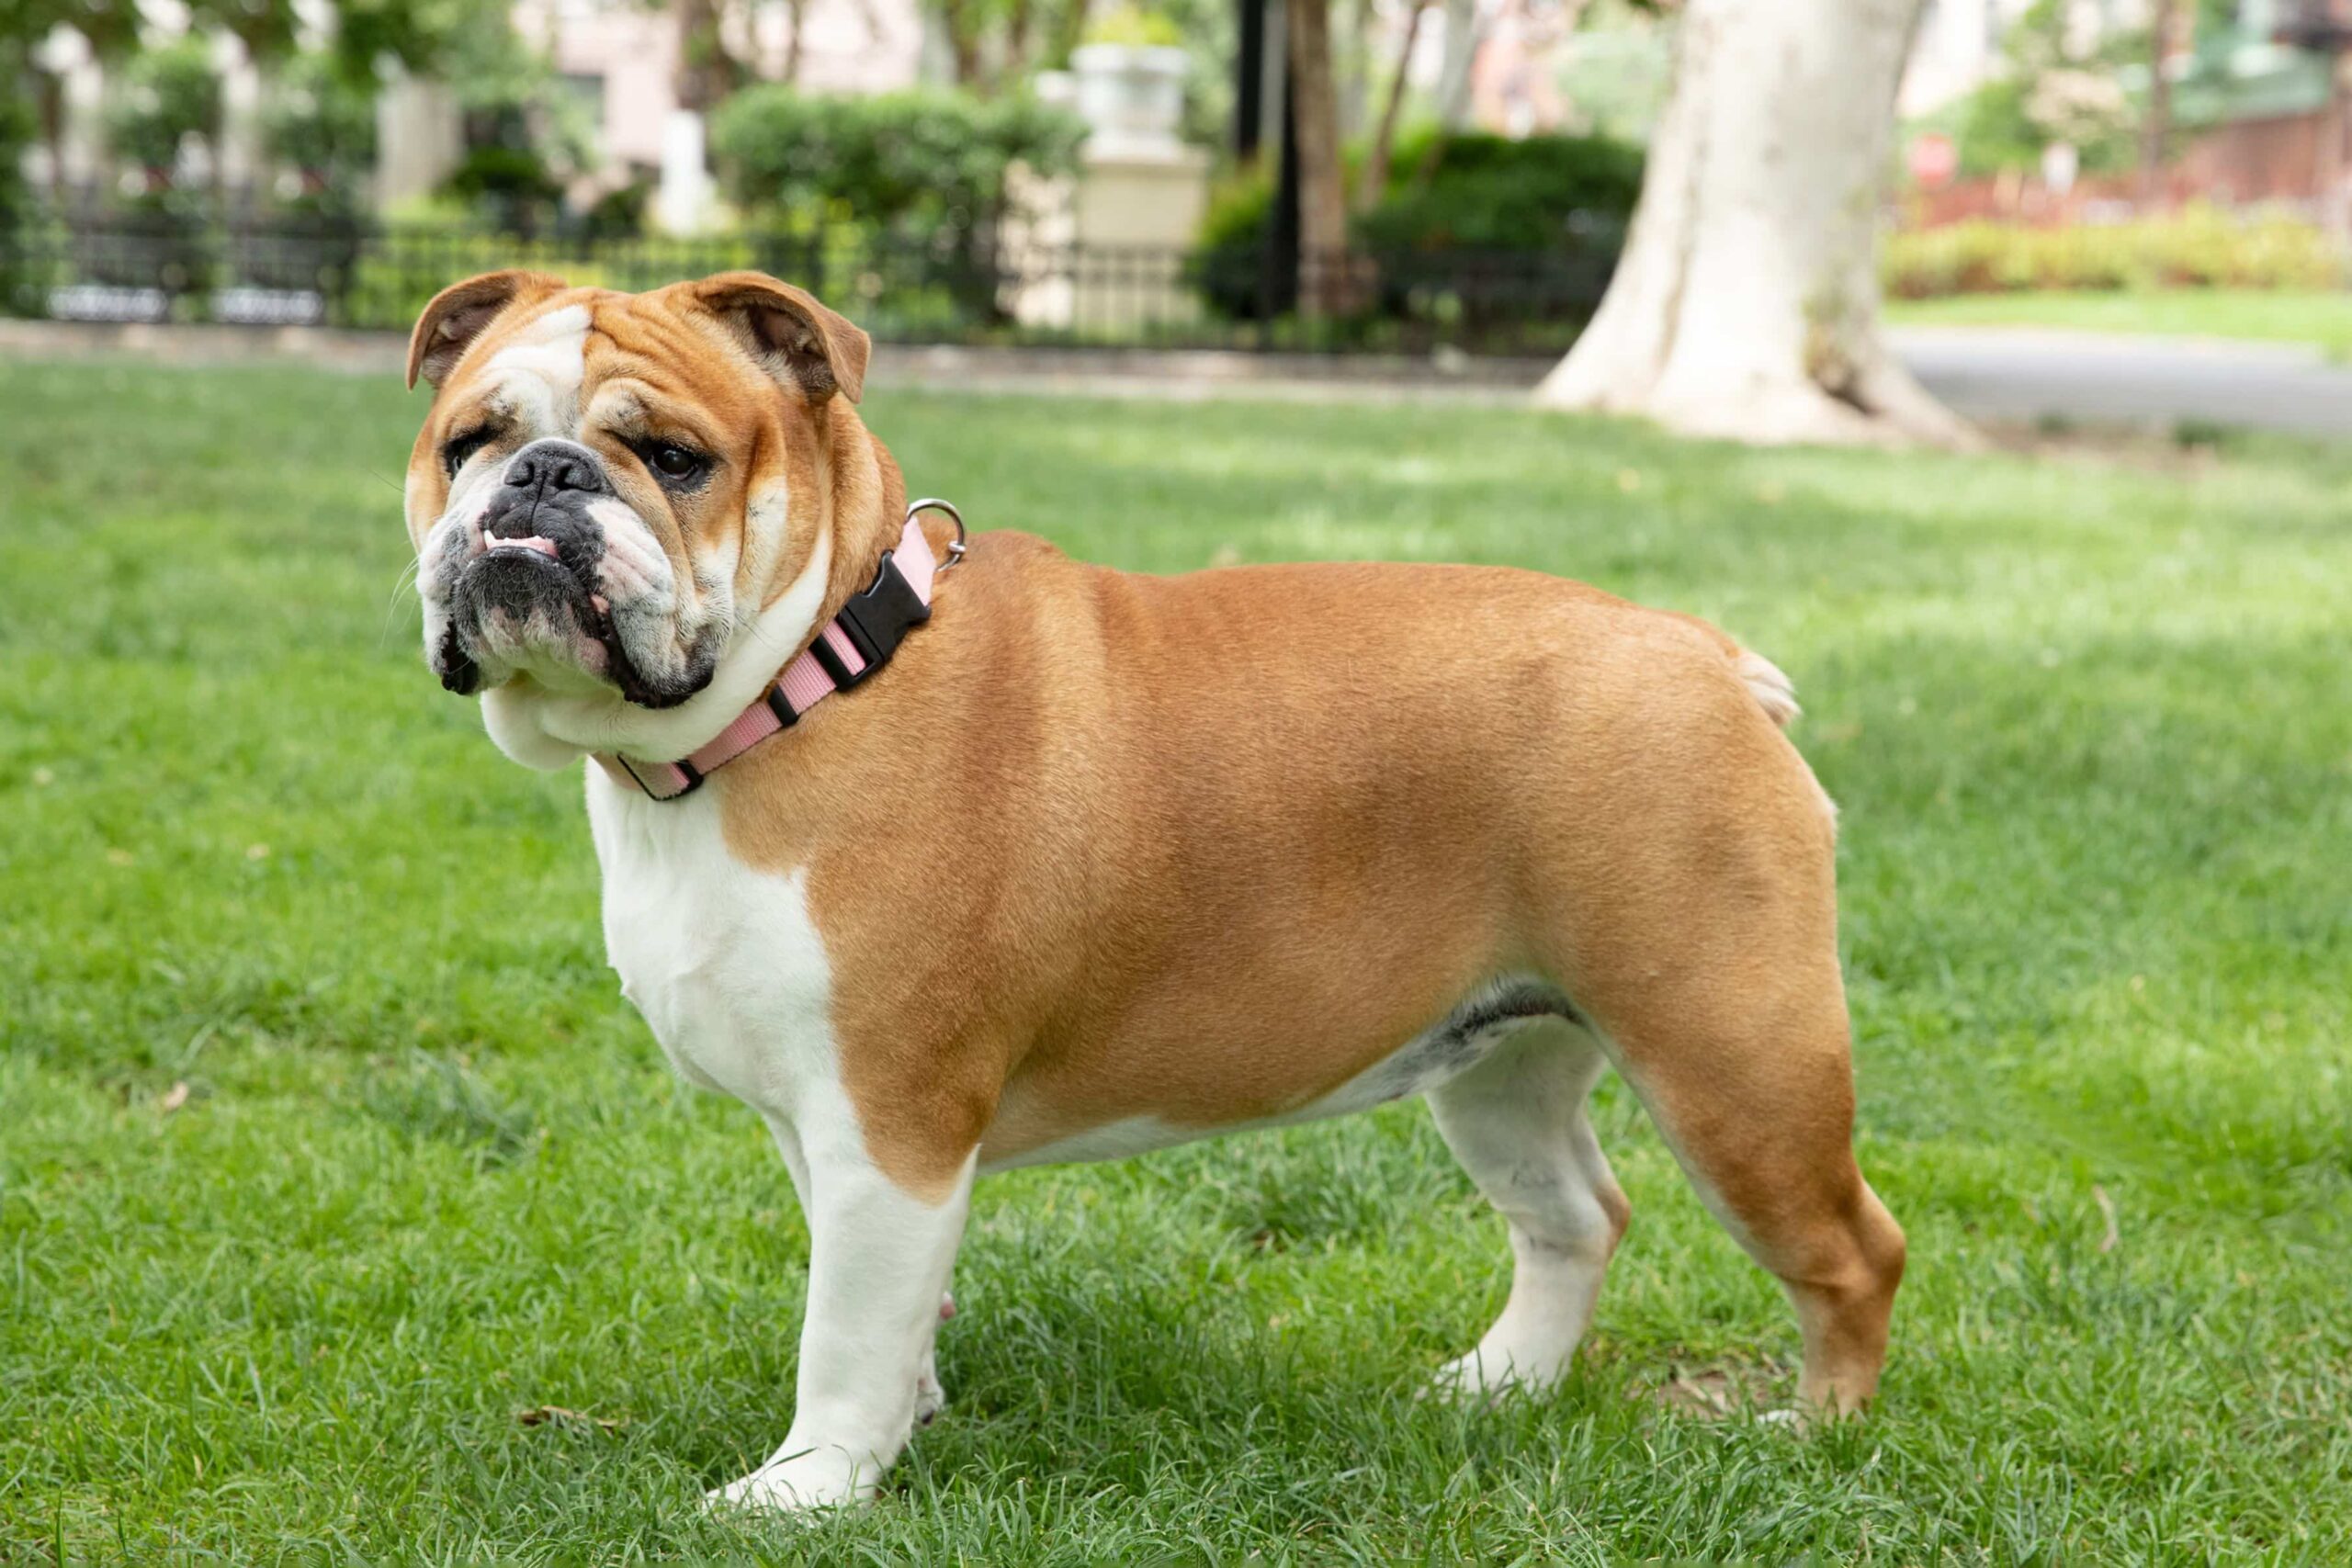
<box><xmin>503</xmin><ymin>438</ymin><xmax>609</xmax><ymax>499</ymax></box>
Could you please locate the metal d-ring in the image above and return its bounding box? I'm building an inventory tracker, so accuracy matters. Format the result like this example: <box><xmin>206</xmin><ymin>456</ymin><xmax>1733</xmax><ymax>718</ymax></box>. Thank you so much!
<box><xmin>907</xmin><ymin>498</ymin><xmax>967</xmax><ymax>569</ymax></box>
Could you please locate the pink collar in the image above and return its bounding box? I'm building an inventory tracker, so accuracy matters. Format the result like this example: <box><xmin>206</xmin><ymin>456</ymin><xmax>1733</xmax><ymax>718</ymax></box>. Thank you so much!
<box><xmin>603</xmin><ymin>502</ymin><xmax>961</xmax><ymax>800</ymax></box>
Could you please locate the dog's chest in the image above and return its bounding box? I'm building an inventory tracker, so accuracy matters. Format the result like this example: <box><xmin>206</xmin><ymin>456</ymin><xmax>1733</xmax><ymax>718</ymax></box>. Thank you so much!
<box><xmin>585</xmin><ymin>773</ymin><xmax>834</xmax><ymax>1114</ymax></box>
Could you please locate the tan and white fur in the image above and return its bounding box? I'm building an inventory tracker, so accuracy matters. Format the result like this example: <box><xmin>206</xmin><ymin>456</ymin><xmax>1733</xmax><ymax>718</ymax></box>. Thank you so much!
<box><xmin>399</xmin><ymin>270</ymin><xmax>1906</xmax><ymax>1515</ymax></box>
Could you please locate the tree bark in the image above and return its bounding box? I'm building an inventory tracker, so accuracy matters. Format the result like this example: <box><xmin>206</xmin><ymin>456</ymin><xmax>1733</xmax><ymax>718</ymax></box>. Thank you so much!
<box><xmin>2139</xmin><ymin>0</ymin><xmax>2178</xmax><ymax>206</ymax></box>
<box><xmin>1434</xmin><ymin>0</ymin><xmax>1477</xmax><ymax>132</ymax></box>
<box><xmin>1287</xmin><ymin>0</ymin><xmax>1352</xmax><ymax>316</ymax></box>
<box><xmin>673</xmin><ymin>0</ymin><xmax>748</xmax><ymax>115</ymax></box>
<box><xmin>1356</xmin><ymin>0</ymin><xmax>1429</xmax><ymax>213</ymax></box>
<box><xmin>783</xmin><ymin>0</ymin><xmax>808</xmax><ymax>85</ymax></box>
<box><xmin>1534</xmin><ymin>0</ymin><xmax>1974</xmax><ymax>448</ymax></box>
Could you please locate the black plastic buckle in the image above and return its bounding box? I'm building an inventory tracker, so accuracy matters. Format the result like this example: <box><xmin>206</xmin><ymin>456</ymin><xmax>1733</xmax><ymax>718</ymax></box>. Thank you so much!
<box><xmin>620</xmin><ymin>754</ymin><xmax>702</xmax><ymax>799</ymax></box>
<box><xmin>808</xmin><ymin>549</ymin><xmax>931</xmax><ymax>690</ymax></box>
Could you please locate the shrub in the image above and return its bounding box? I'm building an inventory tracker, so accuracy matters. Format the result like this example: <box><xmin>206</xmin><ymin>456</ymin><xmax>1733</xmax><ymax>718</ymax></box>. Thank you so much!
<box><xmin>712</xmin><ymin>86</ymin><xmax>1085</xmax><ymax>243</ymax></box>
<box><xmin>264</xmin><ymin>52</ymin><xmax>379</xmax><ymax>210</ymax></box>
<box><xmin>438</xmin><ymin>145</ymin><xmax>565</xmax><ymax>234</ymax></box>
<box><xmin>1193</xmin><ymin>129</ymin><xmax>1638</xmax><ymax>326</ymax></box>
<box><xmin>0</xmin><ymin>60</ymin><xmax>40</xmax><ymax>314</ymax></box>
<box><xmin>1884</xmin><ymin>208</ymin><xmax>2343</xmax><ymax>298</ymax></box>
<box><xmin>1203</xmin><ymin>130</ymin><xmax>1639</xmax><ymax>260</ymax></box>
<box><xmin>105</xmin><ymin>39</ymin><xmax>220</xmax><ymax>180</ymax></box>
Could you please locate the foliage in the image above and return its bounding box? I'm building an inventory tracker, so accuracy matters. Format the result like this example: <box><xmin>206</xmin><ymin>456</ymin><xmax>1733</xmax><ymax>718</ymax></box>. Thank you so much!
<box><xmin>4</xmin><ymin>360</ymin><xmax>2351</xmax><ymax>1562</ymax></box>
<box><xmin>1202</xmin><ymin>130</ymin><xmax>1641</xmax><ymax>259</ymax></box>
<box><xmin>0</xmin><ymin>55</ymin><xmax>33</xmax><ymax>220</ymax></box>
<box><xmin>327</xmin><ymin>0</ymin><xmax>485</xmax><ymax>81</ymax></box>
<box><xmin>578</xmin><ymin>175</ymin><xmax>654</xmax><ymax>243</ymax></box>
<box><xmin>263</xmin><ymin>51</ymin><xmax>379</xmax><ymax>209</ymax></box>
<box><xmin>104</xmin><ymin>38</ymin><xmax>222</xmax><ymax>177</ymax></box>
<box><xmin>0</xmin><ymin>53</ymin><xmax>38</xmax><ymax>312</ymax></box>
<box><xmin>1946</xmin><ymin>0</ymin><xmax>2142</xmax><ymax>176</ymax></box>
<box><xmin>1193</xmin><ymin>130</ymin><xmax>1639</xmax><ymax>324</ymax></box>
<box><xmin>439</xmin><ymin>145</ymin><xmax>565</xmax><ymax>229</ymax></box>
<box><xmin>422</xmin><ymin>9</ymin><xmax>595</xmax><ymax>234</ymax></box>
<box><xmin>1354</xmin><ymin>129</ymin><xmax>1642</xmax><ymax>253</ymax></box>
<box><xmin>1081</xmin><ymin>5</ymin><xmax>1185</xmax><ymax>48</ymax></box>
<box><xmin>1884</xmin><ymin>207</ymin><xmax>2340</xmax><ymax>297</ymax></box>
<box><xmin>711</xmin><ymin>85</ymin><xmax>1085</xmax><ymax>244</ymax></box>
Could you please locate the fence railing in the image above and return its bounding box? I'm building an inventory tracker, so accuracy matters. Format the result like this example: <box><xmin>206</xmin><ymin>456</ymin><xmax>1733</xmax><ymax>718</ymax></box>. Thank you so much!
<box><xmin>0</xmin><ymin>213</ymin><xmax>1620</xmax><ymax>358</ymax></box>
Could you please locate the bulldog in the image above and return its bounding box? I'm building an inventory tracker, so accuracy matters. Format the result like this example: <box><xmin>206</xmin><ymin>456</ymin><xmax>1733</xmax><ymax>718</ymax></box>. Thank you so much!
<box><xmin>401</xmin><ymin>269</ymin><xmax>1906</xmax><ymax>1513</ymax></box>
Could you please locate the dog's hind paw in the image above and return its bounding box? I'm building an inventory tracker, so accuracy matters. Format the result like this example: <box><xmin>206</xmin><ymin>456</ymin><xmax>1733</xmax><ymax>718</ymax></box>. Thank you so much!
<box><xmin>707</xmin><ymin>1447</ymin><xmax>878</xmax><ymax>1517</ymax></box>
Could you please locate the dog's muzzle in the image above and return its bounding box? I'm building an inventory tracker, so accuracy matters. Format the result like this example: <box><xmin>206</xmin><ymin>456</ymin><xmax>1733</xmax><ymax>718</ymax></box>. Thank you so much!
<box><xmin>440</xmin><ymin>438</ymin><xmax>620</xmax><ymax>690</ymax></box>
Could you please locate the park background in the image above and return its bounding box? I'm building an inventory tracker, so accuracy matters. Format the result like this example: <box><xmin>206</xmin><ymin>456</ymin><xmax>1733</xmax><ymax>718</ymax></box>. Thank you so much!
<box><xmin>2</xmin><ymin>0</ymin><xmax>2348</xmax><ymax>1561</ymax></box>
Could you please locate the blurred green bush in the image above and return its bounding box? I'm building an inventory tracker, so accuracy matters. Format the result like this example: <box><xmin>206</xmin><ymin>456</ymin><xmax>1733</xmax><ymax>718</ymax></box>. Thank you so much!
<box><xmin>712</xmin><ymin>86</ymin><xmax>1085</xmax><ymax>243</ymax></box>
<box><xmin>1884</xmin><ymin>208</ymin><xmax>2343</xmax><ymax>297</ymax></box>
<box><xmin>1192</xmin><ymin>129</ymin><xmax>1638</xmax><ymax>327</ymax></box>
<box><xmin>1199</xmin><ymin>129</ymin><xmax>1640</xmax><ymax>261</ymax></box>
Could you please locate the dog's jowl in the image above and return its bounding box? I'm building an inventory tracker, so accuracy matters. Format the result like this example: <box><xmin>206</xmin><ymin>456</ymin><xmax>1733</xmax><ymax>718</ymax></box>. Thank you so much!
<box><xmin>400</xmin><ymin>269</ymin><xmax>1906</xmax><ymax>1514</ymax></box>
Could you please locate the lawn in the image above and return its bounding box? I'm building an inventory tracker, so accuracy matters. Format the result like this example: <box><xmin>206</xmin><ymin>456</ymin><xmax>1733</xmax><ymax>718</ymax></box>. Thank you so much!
<box><xmin>1888</xmin><ymin>287</ymin><xmax>2352</xmax><ymax>358</ymax></box>
<box><xmin>3</xmin><ymin>356</ymin><xmax>2348</xmax><ymax>1564</ymax></box>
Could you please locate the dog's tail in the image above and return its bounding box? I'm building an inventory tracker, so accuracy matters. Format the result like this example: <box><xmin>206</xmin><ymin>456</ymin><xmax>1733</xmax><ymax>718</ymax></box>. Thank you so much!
<box><xmin>1657</xmin><ymin>610</ymin><xmax>1801</xmax><ymax>728</ymax></box>
<box><xmin>1731</xmin><ymin>649</ymin><xmax>1800</xmax><ymax>728</ymax></box>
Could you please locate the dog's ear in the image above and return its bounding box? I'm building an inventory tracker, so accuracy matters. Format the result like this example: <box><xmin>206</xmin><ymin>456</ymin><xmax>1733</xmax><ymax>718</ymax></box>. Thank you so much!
<box><xmin>406</xmin><ymin>270</ymin><xmax>570</xmax><ymax>390</ymax></box>
<box><xmin>694</xmin><ymin>272</ymin><xmax>869</xmax><ymax>404</ymax></box>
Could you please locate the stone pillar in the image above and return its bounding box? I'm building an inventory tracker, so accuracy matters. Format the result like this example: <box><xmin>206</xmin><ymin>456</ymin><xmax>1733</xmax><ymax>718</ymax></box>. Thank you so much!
<box><xmin>374</xmin><ymin>73</ymin><xmax>463</xmax><ymax>213</ymax></box>
<box><xmin>1064</xmin><ymin>45</ymin><xmax>1212</xmax><ymax>333</ymax></box>
<box><xmin>656</xmin><ymin>110</ymin><xmax>713</xmax><ymax>234</ymax></box>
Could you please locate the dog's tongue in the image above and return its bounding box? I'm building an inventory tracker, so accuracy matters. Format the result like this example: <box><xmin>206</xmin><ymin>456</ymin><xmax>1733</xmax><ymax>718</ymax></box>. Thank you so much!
<box><xmin>486</xmin><ymin>535</ymin><xmax>560</xmax><ymax>559</ymax></box>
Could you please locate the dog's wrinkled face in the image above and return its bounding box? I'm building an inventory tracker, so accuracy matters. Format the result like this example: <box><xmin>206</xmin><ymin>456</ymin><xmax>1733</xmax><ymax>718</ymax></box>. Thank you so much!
<box><xmin>401</xmin><ymin>269</ymin><xmax>874</xmax><ymax>731</ymax></box>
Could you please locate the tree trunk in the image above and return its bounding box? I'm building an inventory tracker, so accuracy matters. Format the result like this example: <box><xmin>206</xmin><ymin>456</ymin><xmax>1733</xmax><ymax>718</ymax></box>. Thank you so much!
<box><xmin>1287</xmin><ymin>0</ymin><xmax>1352</xmax><ymax>317</ymax></box>
<box><xmin>1535</xmin><ymin>0</ymin><xmax>1973</xmax><ymax>448</ymax></box>
<box><xmin>783</xmin><ymin>0</ymin><xmax>808</xmax><ymax>85</ymax></box>
<box><xmin>1356</xmin><ymin>0</ymin><xmax>1429</xmax><ymax>213</ymax></box>
<box><xmin>1434</xmin><ymin>0</ymin><xmax>1477</xmax><ymax>132</ymax></box>
<box><xmin>673</xmin><ymin>0</ymin><xmax>747</xmax><ymax>115</ymax></box>
<box><xmin>2139</xmin><ymin>0</ymin><xmax>2179</xmax><ymax>206</ymax></box>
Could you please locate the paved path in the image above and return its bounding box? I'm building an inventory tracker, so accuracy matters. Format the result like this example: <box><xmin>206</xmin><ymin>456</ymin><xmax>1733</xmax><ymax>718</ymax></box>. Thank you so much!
<box><xmin>1890</xmin><ymin>326</ymin><xmax>2352</xmax><ymax>437</ymax></box>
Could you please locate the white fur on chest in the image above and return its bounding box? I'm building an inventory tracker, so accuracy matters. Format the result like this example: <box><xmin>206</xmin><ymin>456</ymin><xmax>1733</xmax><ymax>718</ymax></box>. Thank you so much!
<box><xmin>585</xmin><ymin>767</ymin><xmax>834</xmax><ymax>1116</ymax></box>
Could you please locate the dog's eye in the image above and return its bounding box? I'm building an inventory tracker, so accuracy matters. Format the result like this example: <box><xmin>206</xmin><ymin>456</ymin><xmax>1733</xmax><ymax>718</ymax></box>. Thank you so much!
<box><xmin>441</xmin><ymin>428</ymin><xmax>492</xmax><ymax>479</ymax></box>
<box><xmin>646</xmin><ymin>443</ymin><xmax>706</xmax><ymax>483</ymax></box>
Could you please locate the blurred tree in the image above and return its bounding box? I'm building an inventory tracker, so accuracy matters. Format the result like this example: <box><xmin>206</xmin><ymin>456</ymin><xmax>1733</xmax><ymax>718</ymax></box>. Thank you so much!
<box><xmin>1537</xmin><ymin>0</ymin><xmax>1971</xmax><ymax>446</ymax></box>
<box><xmin>1287</xmin><ymin>0</ymin><xmax>1350</xmax><ymax>314</ymax></box>
<box><xmin>1950</xmin><ymin>0</ymin><xmax>2141</xmax><ymax>177</ymax></box>
<box><xmin>264</xmin><ymin>49</ymin><xmax>379</xmax><ymax>209</ymax></box>
<box><xmin>2140</xmin><ymin>0</ymin><xmax>2182</xmax><ymax>201</ymax></box>
<box><xmin>426</xmin><ymin>7</ymin><xmax>594</xmax><ymax>231</ymax></box>
<box><xmin>105</xmin><ymin>37</ymin><xmax>220</xmax><ymax>188</ymax></box>
<box><xmin>329</xmin><ymin>0</ymin><xmax>483</xmax><ymax>81</ymax></box>
<box><xmin>672</xmin><ymin>0</ymin><xmax>752</xmax><ymax>113</ymax></box>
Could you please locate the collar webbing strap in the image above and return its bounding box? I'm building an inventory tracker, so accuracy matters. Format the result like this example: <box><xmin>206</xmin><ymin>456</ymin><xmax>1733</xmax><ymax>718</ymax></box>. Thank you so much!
<box><xmin>605</xmin><ymin>513</ymin><xmax>942</xmax><ymax>800</ymax></box>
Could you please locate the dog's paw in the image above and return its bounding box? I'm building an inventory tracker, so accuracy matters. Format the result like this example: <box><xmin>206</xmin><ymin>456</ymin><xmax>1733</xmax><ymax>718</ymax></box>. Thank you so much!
<box><xmin>914</xmin><ymin>1358</ymin><xmax>949</xmax><ymax>1427</ymax></box>
<box><xmin>707</xmin><ymin>1448</ymin><xmax>877</xmax><ymax>1517</ymax></box>
<box><xmin>1427</xmin><ymin>1348</ymin><xmax>1560</xmax><ymax>1404</ymax></box>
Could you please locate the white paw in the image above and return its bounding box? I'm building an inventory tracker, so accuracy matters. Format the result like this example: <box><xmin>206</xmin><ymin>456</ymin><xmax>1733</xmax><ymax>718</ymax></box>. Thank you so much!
<box><xmin>707</xmin><ymin>1446</ymin><xmax>878</xmax><ymax>1516</ymax></box>
<box><xmin>1428</xmin><ymin>1348</ymin><xmax>1563</xmax><ymax>1403</ymax></box>
<box><xmin>914</xmin><ymin>1356</ymin><xmax>949</xmax><ymax>1427</ymax></box>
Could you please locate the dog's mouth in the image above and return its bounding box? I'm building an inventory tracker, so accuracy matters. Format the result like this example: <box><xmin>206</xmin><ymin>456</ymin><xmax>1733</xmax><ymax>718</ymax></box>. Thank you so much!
<box><xmin>438</xmin><ymin>543</ymin><xmax>701</xmax><ymax>710</ymax></box>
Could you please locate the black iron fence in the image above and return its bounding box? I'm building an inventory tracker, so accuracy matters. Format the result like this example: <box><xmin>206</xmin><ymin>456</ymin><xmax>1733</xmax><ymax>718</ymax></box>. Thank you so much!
<box><xmin>0</xmin><ymin>212</ymin><xmax>1620</xmax><ymax>357</ymax></box>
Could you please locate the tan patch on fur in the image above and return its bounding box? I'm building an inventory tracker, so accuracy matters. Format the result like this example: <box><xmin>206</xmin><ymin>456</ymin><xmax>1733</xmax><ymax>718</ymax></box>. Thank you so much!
<box><xmin>714</xmin><ymin>488</ymin><xmax>1847</xmax><ymax>1204</ymax></box>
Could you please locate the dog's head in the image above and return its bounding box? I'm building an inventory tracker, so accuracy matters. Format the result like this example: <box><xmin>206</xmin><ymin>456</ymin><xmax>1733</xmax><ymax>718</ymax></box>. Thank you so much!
<box><xmin>401</xmin><ymin>270</ymin><xmax>900</xmax><ymax>768</ymax></box>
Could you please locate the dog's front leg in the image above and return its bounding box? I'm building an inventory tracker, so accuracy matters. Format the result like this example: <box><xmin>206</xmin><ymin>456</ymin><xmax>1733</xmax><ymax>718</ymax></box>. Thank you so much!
<box><xmin>712</xmin><ymin>1128</ymin><xmax>975</xmax><ymax>1514</ymax></box>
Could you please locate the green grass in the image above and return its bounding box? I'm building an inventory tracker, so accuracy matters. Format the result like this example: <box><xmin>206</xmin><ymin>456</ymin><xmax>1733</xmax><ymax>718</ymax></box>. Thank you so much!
<box><xmin>4</xmin><ymin>357</ymin><xmax>2349</xmax><ymax>1563</ymax></box>
<box><xmin>1888</xmin><ymin>287</ymin><xmax>2352</xmax><ymax>358</ymax></box>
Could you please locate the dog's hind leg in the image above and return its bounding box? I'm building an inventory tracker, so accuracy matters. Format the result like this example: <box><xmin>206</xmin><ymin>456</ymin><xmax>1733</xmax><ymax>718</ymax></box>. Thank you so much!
<box><xmin>1427</xmin><ymin>1021</ymin><xmax>1626</xmax><ymax>1395</ymax></box>
<box><xmin>1593</xmin><ymin>960</ymin><xmax>1906</xmax><ymax>1416</ymax></box>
